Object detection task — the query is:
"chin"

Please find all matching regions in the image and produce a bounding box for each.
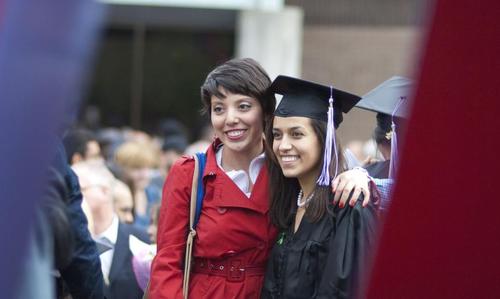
[281,168,300,178]
[224,142,247,153]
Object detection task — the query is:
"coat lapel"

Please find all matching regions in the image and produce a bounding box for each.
[202,140,270,215]
[214,166,269,214]
[108,223,128,283]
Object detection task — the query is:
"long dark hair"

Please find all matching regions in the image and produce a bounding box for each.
[265,118,346,230]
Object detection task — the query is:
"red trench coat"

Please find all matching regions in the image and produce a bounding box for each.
[149,142,278,299]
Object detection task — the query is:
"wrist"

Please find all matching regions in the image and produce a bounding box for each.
[352,166,371,180]
[352,167,380,203]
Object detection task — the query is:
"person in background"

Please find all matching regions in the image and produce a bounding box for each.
[113,179,135,224]
[73,161,150,299]
[147,203,161,244]
[63,128,102,165]
[57,142,104,299]
[130,203,161,292]
[262,76,379,299]
[356,76,413,180]
[96,127,126,164]
[353,76,413,213]
[363,113,392,178]
[160,134,188,178]
[114,141,162,230]
[16,158,75,299]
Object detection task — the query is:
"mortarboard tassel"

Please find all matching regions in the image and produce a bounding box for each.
[317,86,339,186]
[388,96,405,179]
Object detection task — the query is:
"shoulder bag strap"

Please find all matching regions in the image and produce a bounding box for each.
[182,154,200,299]
[193,152,206,228]
[144,153,205,299]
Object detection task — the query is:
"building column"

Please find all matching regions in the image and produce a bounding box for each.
[236,6,303,79]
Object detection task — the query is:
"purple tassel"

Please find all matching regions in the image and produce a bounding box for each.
[317,87,338,186]
[389,96,405,179]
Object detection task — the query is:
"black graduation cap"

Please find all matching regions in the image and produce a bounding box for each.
[269,75,361,186]
[270,75,361,128]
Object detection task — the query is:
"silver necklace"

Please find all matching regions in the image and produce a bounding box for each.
[297,190,314,208]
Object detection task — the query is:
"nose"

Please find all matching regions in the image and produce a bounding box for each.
[225,107,240,125]
[279,135,292,152]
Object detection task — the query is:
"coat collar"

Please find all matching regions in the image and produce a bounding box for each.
[200,140,269,214]
[201,139,222,179]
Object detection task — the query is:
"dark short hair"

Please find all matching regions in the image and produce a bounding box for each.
[62,129,96,164]
[200,58,275,121]
[373,112,392,145]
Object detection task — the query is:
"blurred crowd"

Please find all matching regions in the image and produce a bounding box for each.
[29,118,214,299]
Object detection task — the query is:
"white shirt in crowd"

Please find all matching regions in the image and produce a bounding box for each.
[94,215,119,284]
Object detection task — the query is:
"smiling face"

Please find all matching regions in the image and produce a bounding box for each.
[272,116,322,185]
[210,87,264,157]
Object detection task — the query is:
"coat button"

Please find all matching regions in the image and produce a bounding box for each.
[217,207,227,214]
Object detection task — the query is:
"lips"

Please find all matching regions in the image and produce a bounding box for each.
[280,155,299,166]
[224,129,247,140]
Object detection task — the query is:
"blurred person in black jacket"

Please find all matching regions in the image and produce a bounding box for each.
[55,143,105,299]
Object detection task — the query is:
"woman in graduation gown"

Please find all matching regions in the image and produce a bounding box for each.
[262,76,379,299]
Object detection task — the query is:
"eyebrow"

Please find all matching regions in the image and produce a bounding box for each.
[212,96,254,102]
[211,98,225,104]
[235,97,255,103]
[272,126,305,131]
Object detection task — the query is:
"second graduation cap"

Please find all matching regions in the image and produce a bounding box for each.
[356,76,413,118]
[270,75,361,128]
[356,76,414,179]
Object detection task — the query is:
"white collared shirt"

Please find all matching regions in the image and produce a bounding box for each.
[216,146,265,198]
[94,215,119,284]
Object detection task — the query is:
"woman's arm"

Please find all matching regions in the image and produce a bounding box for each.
[333,168,392,209]
[149,157,194,299]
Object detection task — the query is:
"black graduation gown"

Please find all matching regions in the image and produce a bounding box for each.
[261,201,379,299]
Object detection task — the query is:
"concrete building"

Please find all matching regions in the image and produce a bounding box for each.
[85,0,423,157]
[288,0,424,151]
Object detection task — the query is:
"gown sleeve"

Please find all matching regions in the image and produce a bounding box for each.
[149,157,194,299]
[315,201,379,299]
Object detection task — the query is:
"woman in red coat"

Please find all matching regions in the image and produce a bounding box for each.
[149,58,279,299]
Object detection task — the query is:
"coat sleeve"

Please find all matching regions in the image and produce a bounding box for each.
[149,157,194,299]
[315,202,379,299]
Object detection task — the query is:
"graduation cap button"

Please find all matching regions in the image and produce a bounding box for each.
[277,107,289,116]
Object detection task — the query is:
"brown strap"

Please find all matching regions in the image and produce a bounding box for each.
[182,154,200,299]
[143,155,199,299]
